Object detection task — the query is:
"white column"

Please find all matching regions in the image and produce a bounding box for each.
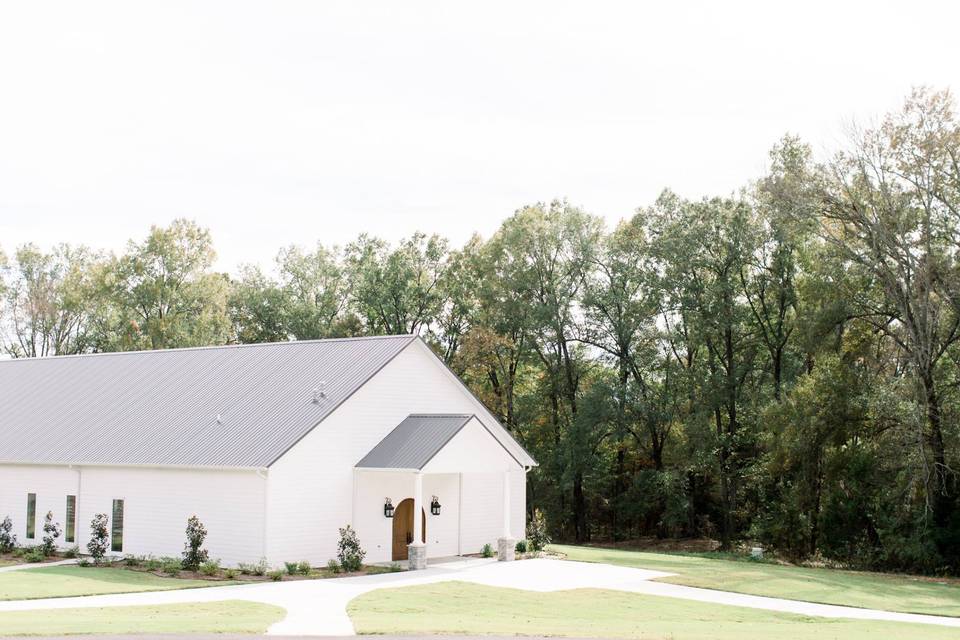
[413,472,423,543]
[409,471,427,569]
[502,469,511,538]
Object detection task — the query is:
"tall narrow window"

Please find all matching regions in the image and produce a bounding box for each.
[65,495,77,543]
[111,499,124,552]
[26,493,36,539]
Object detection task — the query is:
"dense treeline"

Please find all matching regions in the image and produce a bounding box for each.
[2,88,959,573]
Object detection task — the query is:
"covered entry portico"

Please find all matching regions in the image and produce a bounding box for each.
[353,414,527,569]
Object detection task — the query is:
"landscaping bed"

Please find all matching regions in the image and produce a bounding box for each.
[0,548,78,567]
[84,554,404,583]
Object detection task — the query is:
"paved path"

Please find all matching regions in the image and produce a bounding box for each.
[1,558,958,635]
[0,559,77,573]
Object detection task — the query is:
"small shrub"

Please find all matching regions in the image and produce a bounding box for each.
[326,558,342,574]
[527,509,550,552]
[481,543,494,558]
[267,569,284,581]
[77,557,92,567]
[87,514,109,563]
[123,554,142,567]
[144,557,162,571]
[41,511,62,557]
[240,558,269,576]
[200,559,221,576]
[63,545,79,559]
[224,568,239,579]
[25,548,45,563]
[388,562,403,572]
[284,561,299,575]
[336,525,365,572]
[161,557,182,576]
[12,546,27,558]
[297,560,311,576]
[515,539,528,554]
[0,516,17,553]
[181,515,209,571]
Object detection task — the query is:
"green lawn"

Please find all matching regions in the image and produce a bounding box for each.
[348,581,955,640]
[0,600,285,635]
[553,544,960,617]
[0,566,232,601]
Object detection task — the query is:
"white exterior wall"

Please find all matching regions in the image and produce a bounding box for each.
[0,464,265,566]
[0,465,79,547]
[266,340,528,566]
[353,471,461,563]
[459,470,526,555]
[76,467,265,565]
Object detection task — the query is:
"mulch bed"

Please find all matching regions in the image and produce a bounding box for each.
[0,550,75,566]
[86,560,402,583]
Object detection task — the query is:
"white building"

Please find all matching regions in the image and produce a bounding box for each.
[0,336,535,568]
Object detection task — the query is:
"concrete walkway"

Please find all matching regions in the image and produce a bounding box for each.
[0,559,77,573]
[1,558,958,635]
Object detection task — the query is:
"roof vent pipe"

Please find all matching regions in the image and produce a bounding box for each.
[216,414,223,424]
[313,382,327,403]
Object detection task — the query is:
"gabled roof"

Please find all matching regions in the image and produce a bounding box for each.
[356,413,519,470]
[0,335,415,468]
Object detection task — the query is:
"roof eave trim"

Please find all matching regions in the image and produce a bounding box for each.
[0,460,270,472]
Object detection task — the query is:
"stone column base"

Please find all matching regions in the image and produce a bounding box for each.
[407,543,427,570]
[497,537,516,562]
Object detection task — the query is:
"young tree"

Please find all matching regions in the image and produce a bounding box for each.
[41,511,62,556]
[0,515,17,553]
[87,513,109,563]
[181,515,209,571]
[336,525,365,572]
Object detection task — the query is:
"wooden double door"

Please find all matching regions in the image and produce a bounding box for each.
[391,498,426,560]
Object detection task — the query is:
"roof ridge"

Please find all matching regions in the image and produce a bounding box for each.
[0,334,417,364]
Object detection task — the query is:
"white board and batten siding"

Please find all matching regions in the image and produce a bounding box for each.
[266,339,527,566]
[0,464,265,565]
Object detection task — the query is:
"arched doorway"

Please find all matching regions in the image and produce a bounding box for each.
[392,498,426,561]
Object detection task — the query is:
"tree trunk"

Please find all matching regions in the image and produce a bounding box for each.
[573,470,588,542]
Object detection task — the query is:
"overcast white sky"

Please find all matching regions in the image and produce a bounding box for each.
[1,1,958,273]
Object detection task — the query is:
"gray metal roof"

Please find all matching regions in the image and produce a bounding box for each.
[356,414,522,470]
[0,335,415,468]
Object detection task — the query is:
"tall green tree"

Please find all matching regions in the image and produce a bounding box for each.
[345,232,448,335]
[100,219,231,350]
[492,200,603,541]
[819,88,960,560]
[649,192,761,548]
[1,244,100,357]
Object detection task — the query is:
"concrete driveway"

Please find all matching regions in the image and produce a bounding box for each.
[1,558,958,635]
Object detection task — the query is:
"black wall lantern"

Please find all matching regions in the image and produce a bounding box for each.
[430,496,441,516]
[383,498,394,518]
